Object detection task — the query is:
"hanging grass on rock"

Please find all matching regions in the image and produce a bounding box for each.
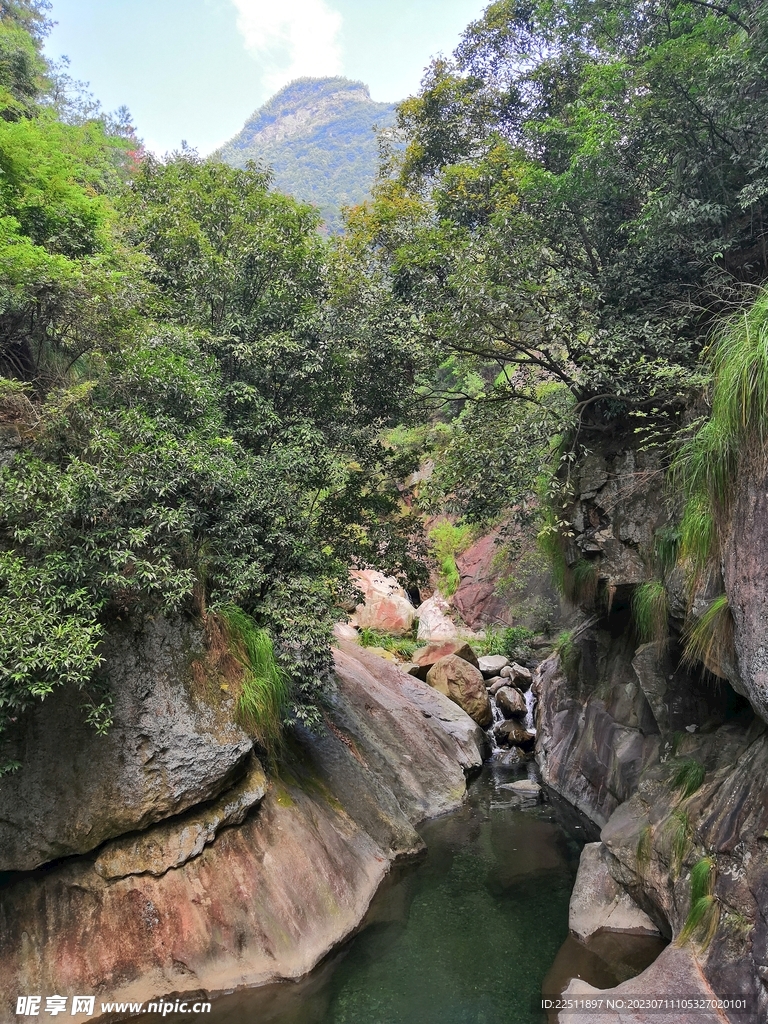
[671,757,706,798]
[682,594,733,674]
[218,605,288,758]
[632,580,669,644]
[673,290,768,578]
[677,857,719,950]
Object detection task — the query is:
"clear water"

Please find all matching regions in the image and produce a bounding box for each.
[178,764,597,1024]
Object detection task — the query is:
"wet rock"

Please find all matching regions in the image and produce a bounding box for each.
[350,569,416,635]
[411,639,479,681]
[494,720,535,750]
[485,674,503,690]
[569,843,659,942]
[0,618,253,872]
[415,592,458,642]
[94,756,268,880]
[478,654,509,677]
[426,654,492,727]
[497,779,542,807]
[495,685,527,719]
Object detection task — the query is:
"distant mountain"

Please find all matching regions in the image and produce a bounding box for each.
[216,78,397,232]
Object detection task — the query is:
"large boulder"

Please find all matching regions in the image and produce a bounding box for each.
[411,639,479,681]
[426,654,492,727]
[350,569,416,635]
[415,592,458,642]
[494,720,535,749]
[495,685,527,719]
[569,843,659,942]
[0,618,253,872]
[478,654,509,677]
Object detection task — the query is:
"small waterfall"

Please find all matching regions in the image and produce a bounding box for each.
[524,688,536,734]
[486,694,504,753]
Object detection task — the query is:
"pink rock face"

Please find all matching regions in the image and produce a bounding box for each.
[453,529,513,629]
[350,569,416,635]
[426,654,492,727]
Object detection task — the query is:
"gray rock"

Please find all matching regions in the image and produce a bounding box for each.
[495,685,527,718]
[488,678,508,696]
[494,720,535,749]
[569,842,659,942]
[478,654,509,677]
[497,779,542,807]
[0,618,253,872]
[94,756,268,880]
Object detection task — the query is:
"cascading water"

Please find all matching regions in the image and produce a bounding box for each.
[523,687,536,733]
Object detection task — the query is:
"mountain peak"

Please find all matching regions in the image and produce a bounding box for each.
[217,77,397,232]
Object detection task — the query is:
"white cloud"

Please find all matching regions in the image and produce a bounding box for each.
[230,0,343,94]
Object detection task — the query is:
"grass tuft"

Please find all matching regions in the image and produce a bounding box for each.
[218,605,288,759]
[359,627,418,659]
[672,290,768,581]
[677,857,718,949]
[632,580,669,644]
[667,810,692,880]
[671,757,706,798]
[682,594,733,673]
[554,629,579,675]
[636,823,653,873]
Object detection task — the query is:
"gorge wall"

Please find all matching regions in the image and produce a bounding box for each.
[0,632,487,1022]
[533,444,768,1021]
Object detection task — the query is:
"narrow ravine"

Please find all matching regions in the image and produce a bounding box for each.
[158,764,661,1024]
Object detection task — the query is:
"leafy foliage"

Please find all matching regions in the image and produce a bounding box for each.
[428,519,474,596]
[358,628,418,660]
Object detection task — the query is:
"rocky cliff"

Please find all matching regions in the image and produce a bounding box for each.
[0,630,486,1021]
[533,444,768,1020]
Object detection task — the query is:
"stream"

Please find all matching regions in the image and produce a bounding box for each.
[165,762,664,1024]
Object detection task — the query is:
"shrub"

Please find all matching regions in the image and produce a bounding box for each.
[359,627,418,660]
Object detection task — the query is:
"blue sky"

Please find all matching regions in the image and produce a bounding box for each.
[45,0,490,156]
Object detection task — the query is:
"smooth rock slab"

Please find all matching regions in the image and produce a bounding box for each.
[569,842,660,942]
[498,779,542,807]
